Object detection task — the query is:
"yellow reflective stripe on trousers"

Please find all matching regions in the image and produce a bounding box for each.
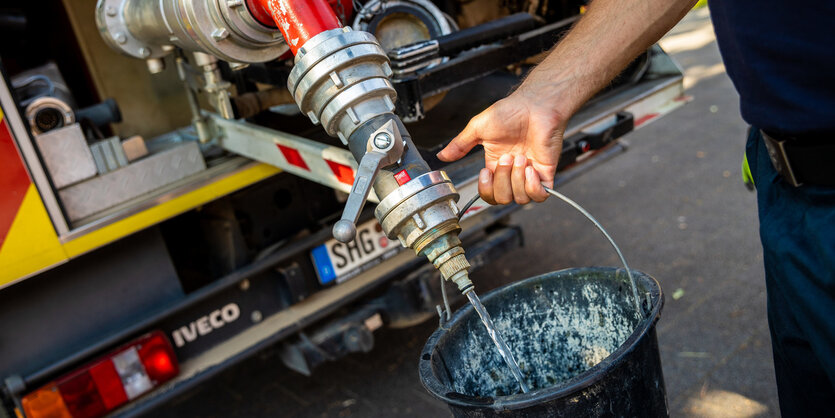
[742,152,755,189]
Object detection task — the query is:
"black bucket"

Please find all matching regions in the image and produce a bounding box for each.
[419,267,667,417]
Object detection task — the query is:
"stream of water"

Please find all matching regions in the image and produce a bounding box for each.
[466,291,529,393]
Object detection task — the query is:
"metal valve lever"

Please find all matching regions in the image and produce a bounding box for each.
[333,121,405,243]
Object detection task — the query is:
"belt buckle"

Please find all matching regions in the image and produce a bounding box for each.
[761,131,802,187]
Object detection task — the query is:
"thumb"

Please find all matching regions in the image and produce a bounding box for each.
[437,115,483,162]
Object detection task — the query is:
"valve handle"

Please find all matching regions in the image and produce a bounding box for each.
[332,120,405,243]
[332,152,386,242]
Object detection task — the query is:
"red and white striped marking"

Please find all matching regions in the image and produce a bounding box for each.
[214,117,377,200]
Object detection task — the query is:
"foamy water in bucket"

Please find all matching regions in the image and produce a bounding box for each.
[419,267,666,417]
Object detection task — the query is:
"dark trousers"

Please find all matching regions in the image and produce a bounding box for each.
[746,128,835,416]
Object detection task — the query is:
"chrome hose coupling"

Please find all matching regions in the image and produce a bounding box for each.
[287,28,397,143]
[96,0,288,65]
[375,172,473,293]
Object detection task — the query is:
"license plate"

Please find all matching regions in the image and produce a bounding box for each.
[311,178,487,285]
[311,219,401,285]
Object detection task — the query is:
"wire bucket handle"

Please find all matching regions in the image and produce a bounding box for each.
[456,185,647,319]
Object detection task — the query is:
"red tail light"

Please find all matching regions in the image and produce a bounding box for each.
[22,331,178,418]
[87,360,127,410]
[56,371,106,418]
[137,332,178,382]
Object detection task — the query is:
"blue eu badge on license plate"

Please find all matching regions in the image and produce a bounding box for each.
[311,244,337,284]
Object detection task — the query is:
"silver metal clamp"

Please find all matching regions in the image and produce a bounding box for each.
[287,28,397,144]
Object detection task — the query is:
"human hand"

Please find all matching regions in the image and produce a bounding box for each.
[436,91,566,204]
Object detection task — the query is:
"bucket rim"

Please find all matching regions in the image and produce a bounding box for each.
[418,266,664,410]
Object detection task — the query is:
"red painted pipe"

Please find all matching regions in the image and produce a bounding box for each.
[248,0,342,55]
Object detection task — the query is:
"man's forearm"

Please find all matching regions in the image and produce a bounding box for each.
[517,0,696,118]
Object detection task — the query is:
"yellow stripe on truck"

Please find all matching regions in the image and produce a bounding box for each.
[0,184,68,287]
[62,163,280,258]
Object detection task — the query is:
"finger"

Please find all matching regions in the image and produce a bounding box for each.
[492,154,514,205]
[511,155,530,204]
[478,168,496,205]
[531,161,556,190]
[485,156,499,173]
[437,113,484,162]
[540,170,555,190]
[525,166,550,202]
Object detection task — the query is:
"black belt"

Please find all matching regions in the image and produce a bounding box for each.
[761,130,835,187]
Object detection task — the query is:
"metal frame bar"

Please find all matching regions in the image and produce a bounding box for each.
[210,114,382,201]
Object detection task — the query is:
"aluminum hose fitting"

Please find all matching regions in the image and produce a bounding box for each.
[96,0,289,64]
[375,171,473,293]
[287,28,397,144]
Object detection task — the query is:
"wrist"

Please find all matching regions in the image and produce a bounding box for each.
[514,69,580,122]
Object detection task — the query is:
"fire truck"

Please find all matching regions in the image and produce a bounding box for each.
[0,0,686,416]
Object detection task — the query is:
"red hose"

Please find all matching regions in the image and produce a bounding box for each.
[248,0,342,55]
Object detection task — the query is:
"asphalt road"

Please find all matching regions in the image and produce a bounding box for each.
[159,8,779,417]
